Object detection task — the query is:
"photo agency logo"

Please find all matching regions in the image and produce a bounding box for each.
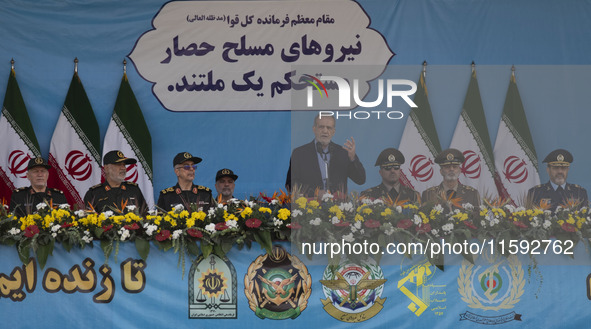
[301,74,418,119]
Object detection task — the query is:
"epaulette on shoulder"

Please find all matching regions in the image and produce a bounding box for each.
[125,181,138,186]
[464,185,476,191]
[161,187,175,194]
[425,186,437,192]
[197,185,211,192]
[51,188,64,194]
[89,183,102,190]
[14,187,27,193]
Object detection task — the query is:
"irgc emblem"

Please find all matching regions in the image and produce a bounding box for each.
[189,254,237,319]
[244,245,311,319]
[458,253,524,325]
[320,257,387,322]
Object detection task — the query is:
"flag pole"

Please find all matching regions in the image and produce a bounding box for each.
[74,57,78,73]
[10,58,14,70]
[123,59,127,74]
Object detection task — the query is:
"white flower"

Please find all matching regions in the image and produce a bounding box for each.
[480,205,487,211]
[292,209,303,218]
[351,226,357,233]
[481,220,486,227]
[36,203,47,210]
[51,233,57,238]
[462,203,474,211]
[74,210,86,217]
[353,221,362,229]
[59,204,70,209]
[413,215,422,225]
[51,225,61,233]
[358,229,365,235]
[270,199,279,205]
[273,217,283,227]
[442,223,454,232]
[172,229,183,239]
[531,220,539,228]
[82,235,93,243]
[231,198,240,205]
[118,228,130,241]
[372,199,384,205]
[396,206,403,214]
[207,208,216,217]
[103,211,114,218]
[321,193,334,202]
[126,205,137,211]
[342,233,354,242]
[145,224,158,236]
[173,204,184,212]
[331,216,340,224]
[8,228,21,235]
[542,220,551,229]
[217,203,225,209]
[309,218,321,226]
[431,229,439,237]
[434,204,444,213]
[205,223,216,233]
[555,206,563,212]
[361,198,372,204]
[339,202,353,212]
[244,200,255,208]
[226,220,238,229]
[148,209,158,216]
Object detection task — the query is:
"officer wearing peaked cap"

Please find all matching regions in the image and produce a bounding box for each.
[10,157,68,217]
[83,150,147,214]
[157,152,214,211]
[526,149,588,211]
[215,168,238,204]
[361,148,420,203]
[422,148,480,209]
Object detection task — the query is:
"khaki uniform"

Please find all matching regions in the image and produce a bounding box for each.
[361,183,419,203]
[421,182,480,208]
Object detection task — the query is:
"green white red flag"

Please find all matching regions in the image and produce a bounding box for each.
[102,72,154,207]
[399,69,443,195]
[48,71,103,208]
[450,68,500,200]
[493,71,540,205]
[0,67,42,202]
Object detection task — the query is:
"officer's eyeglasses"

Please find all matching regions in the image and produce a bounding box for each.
[381,165,400,171]
[177,164,198,171]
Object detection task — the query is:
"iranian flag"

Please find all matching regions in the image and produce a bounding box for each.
[0,66,42,202]
[450,68,500,199]
[102,72,154,207]
[399,69,443,195]
[493,71,540,206]
[48,70,103,208]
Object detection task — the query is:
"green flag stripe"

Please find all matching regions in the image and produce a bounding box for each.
[501,75,538,169]
[410,73,442,156]
[62,73,101,161]
[2,69,41,156]
[113,74,153,173]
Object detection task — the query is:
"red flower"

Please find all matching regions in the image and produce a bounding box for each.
[364,219,381,228]
[260,193,273,203]
[215,222,228,231]
[155,229,171,241]
[61,223,74,228]
[334,221,350,227]
[102,224,113,232]
[24,225,39,238]
[187,228,203,238]
[561,223,576,232]
[397,219,413,229]
[463,221,477,229]
[416,223,432,234]
[124,223,140,230]
[287,222,302,229]
[245,218,262,228]
[512,221,528,229]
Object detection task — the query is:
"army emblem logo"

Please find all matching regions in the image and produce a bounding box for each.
[117,151,124,158]
[184,152,191,159]
[388,154,396,162]
[458,253,524,324]
[244,245,311,319]
[557,154,564,162]
[446,153,454,161]
[189,254,237,319]
[35,157,44,165]
[320,257,386,322]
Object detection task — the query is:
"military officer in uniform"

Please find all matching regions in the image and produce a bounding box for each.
[422,148,480,209]
[83,150,147,214]
[215,168,238,203]
[526,149,588,211]
[157,152,214,211]
[10,157,68,217]
[360,148,419,203]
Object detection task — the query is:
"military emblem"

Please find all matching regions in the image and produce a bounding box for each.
[320,257,386,322]
[398,258,446,317]
[388,154,395,162]
[244,245,311,319]
[222,169,231,175]
[446,153,454,161]
[189,254,237,319]
[184,152,191,159]
[117,151,124,158]
[557,154,564,162]
[35,158,43,165]
[458,253,524,324]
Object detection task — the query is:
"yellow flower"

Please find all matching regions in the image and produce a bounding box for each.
[355,214,364,222]
[308,200,320,208]
[380,208,392,217]
[179,210,190,219]
[259,207,272,214]
[295,197,307,209]
[362,208,372,215]
[277,208,290,220]
[241,207,253,218]
[191,211,206,221]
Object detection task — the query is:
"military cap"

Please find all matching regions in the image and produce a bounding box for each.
[543,149,573,167]
[216,168,238,181]
[435,148,465,165]
[27,157,51,170]
[103,150,137,165]
[375,148,404,167]
[173,152,202,166]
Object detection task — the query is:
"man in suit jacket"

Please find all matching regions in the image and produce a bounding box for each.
[526,149,588,211]
[285,114,365,197]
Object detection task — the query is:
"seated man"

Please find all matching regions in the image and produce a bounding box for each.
[157,152,213,211]
[361,148,419,203]
[215,168,238,203]
[84,150,146,213]
[526,149,588,211]
[422,148,480,209]
[10,157,67,217]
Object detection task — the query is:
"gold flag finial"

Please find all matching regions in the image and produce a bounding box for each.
[123,59,127,74]
[422,60,427,77]
[10,58,14,70]
[74,57,78,73]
